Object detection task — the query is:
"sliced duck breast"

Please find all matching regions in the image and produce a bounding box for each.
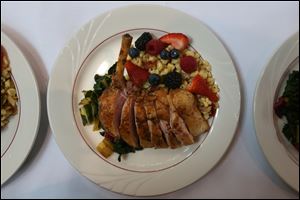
[99,88,126,138]
[159,120,181,149]
[144,94,168,148]
[98,34,133,139]
[119,96,139,148]
[153,89,181,149]
[166,94,194,145]
[170,89,209,136]
[134,97,153,148]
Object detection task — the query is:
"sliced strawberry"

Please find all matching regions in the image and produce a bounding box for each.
[180,56,197,73]
[125,61,149,87]
[145,39,166,56]
[187,75,219,102]
[159,33,189,50]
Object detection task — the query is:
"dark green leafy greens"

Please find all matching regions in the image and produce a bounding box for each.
[79,62,141,161]
[274,70,299,150]
[93,74,112,96]
[79,63,116,129]
[79,91,98,126]
[112,139,143,162]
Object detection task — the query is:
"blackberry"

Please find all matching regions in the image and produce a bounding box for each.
[164,71,182,89]
[135,32,152,51]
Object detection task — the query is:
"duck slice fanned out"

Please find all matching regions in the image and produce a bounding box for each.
[153,89,181,149]
[99,89,126,138]
[170,89,209,136]
[144,94,168,148]
[119,96,140,148]
[167,94,194,145]
[134,97,153,148]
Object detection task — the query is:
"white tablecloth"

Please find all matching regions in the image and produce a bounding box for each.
[1,1,299,199]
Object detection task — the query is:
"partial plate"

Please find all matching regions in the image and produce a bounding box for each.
[47,5,241,196]
[1,32,40,185]
[254,32,299,192]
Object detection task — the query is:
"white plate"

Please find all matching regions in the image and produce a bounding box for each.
[254,32,299,192]
[1,32,40,185]
[47,5,241,196]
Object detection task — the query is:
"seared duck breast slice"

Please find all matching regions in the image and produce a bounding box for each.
[153,89,181,149]
[144,94,168,148]
[99,88,126,138]
[170,89,209,136]
[167,94,194,145]
[119,96,139,148]
[134,97,153,148]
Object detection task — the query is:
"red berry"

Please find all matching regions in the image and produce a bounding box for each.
[145,39,165,56]
[187,75,219,102]
[180,56,197,73]
[125,61,149,87]
[159,33,189,50]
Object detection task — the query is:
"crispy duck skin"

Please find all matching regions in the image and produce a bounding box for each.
[170,89,209,136]
[119,96,139,148]
[167,93,194,145]
[159,120,181,149]
[144,94,168,148]
[99,89,126,138]
[98,34,132,139]
[153,89,181,149]
[134,97,153,148]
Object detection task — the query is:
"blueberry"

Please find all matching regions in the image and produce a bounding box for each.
[129,47,140,58]
[148,74,161,86]
[170,49,180,59]
[160,49,170,60]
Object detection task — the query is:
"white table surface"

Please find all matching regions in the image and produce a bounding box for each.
[1,1,299,199]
